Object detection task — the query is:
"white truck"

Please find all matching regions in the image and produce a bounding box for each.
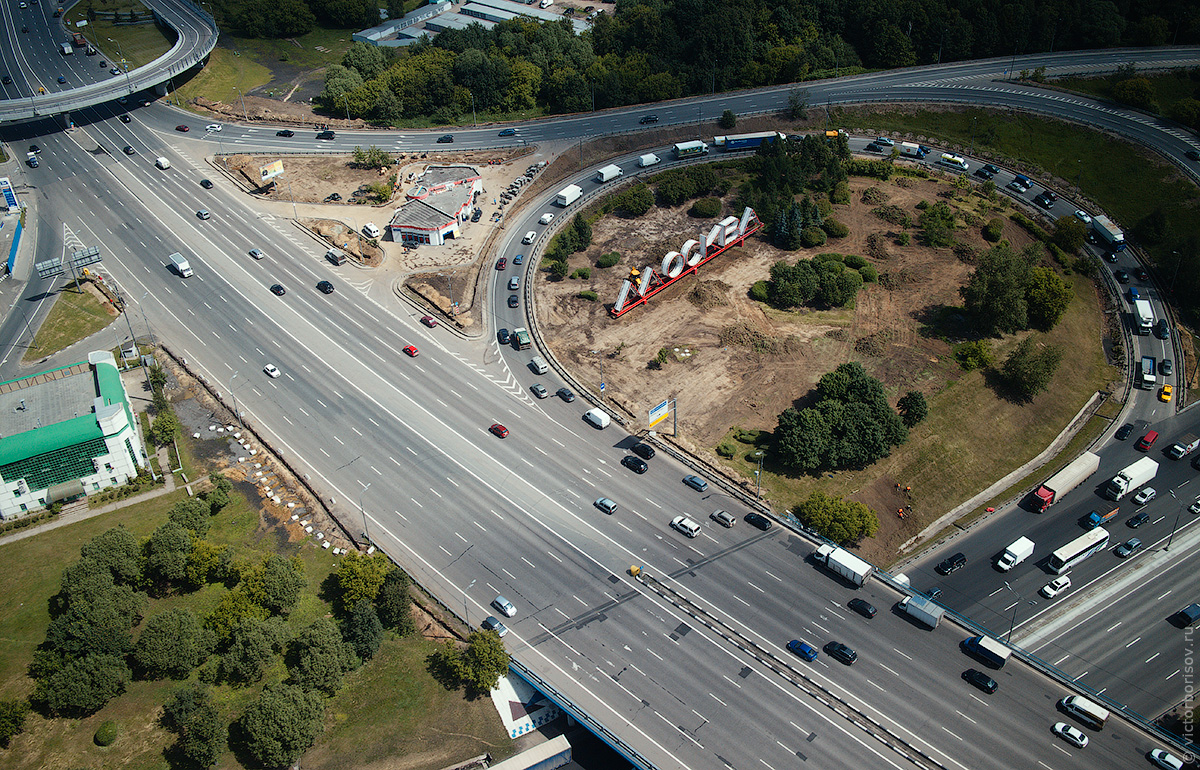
[583,409,610,429]
[168,252,193,278]
[1105,456,1159,500]
[638,153,660,168]
[899,142,926,159]
[898,595,944,628]
[814,544,874,587]
[1092,214,1125,251]
[555,184,582,207]
[1141,356,1157,389]
[60,42,73,55]
[595,164,622,183]
[1166,434,1200,460]
[996,536,1035,571]
[963,635,1011,668]
[1133,299,1154,335]
[1032,451,1100,512]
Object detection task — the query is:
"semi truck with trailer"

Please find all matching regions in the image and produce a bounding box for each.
[595,164,622,183]
[1105,457,1159,501]
[813,544,874,587]
[512,328,531,350]
[1166,434,1200,460]
[714,132,785,151]
[900,142,926,158]
[963,635,1011,668]
[1032,452,1100,512]
[637,153,660,167]
[1141,356,1157,389]
[996,537,1035,571]
[898,595,943,628]
[555,185,582,207]
[1133,299,1154,335]
[1092,214,1125,250]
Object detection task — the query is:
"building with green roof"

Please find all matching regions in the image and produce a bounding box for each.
[0,351,148,519]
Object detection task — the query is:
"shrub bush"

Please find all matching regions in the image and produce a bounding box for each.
[578,290,598,301]
[859,264,878,282]
[94,721,119,747]
[982,218,1004,242]
[831,181,850,204]
[716,441,736,458]
[749,280,770,302]
[822,218,849,238]
[801,227,827,247]
[842,254,867,270]
[896,232,911,246]
[689,197,722,218]
[596,252,620,268]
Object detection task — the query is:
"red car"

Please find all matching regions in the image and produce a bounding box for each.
[175,124,189,132]
[403,345,418,357]
[489,423,509,438]
[421,315,438,328]
[496,257,507,270]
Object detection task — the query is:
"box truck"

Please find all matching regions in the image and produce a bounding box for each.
[1032,452,1100,512]
[900,142,926,158]
[898,595,943,628]
[963,635,1011,668]
[555,184,582,206]
[996,537,1035,571]
[1092,214,1125,251]
[595,164,622,183]
[1084,508,1120,529]
[637,153,660,167]
[1133,299,1154,335]
[512,327,531,350]
[813,544,874,587]
[672,140,708,159]
[1140,356,1157,389]
[1105,457,1159,500]
[168,252,193,278]
[1166,434,1200,460]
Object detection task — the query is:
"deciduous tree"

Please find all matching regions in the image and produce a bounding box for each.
[999,336,1063,403]
[793,492,879,545]
[238,684,323,769]
[1025,266,1073,331]
[134,608,212,680]
[287,618,357,695]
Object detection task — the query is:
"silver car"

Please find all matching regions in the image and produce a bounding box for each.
[710,510,735,528]
[492,595,516,618]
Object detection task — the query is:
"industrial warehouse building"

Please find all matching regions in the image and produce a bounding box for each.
[388,165,483,246]
[353,0,586,47]
[0,351,149,520]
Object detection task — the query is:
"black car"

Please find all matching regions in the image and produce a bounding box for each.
[973,167,994,180]
[744,512,772,531]
[848,598,877,618]
[935,552,967,575]
[317,280,335,294]
[824,642,857,665]
[621,455,648,474]
[556,388,575,402]
[316,130,335,140]
[270,284,286,296]
[99,60,107,68]
[276,129,295,137]
[1135,267,1150,282]
[631,443,655,460]
[1127,511,1150,528]
[982,164,1001,176]
[119,114,131,123]
[200,179,214,189]
[1,76,11,85]
[1114,269,1129,283]
[863,143,883,153]
[498,328,510,345]
[29,145,39,154]
[471,208,482,222]
[437,134,454,143]
[639,114,658,124]
[1104,250,1119,263]
[1034,190,1058,208]
[498,128,516,137]
[508,295,519,308]
[123,145,136,155]
[962,669,998,693]
[1115,423,1134,441]
[1187,150,1200,162]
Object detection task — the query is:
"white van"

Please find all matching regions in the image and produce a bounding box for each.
[583,408,610,429]
[529,356,548,375]
[362,223,381,239]
[155,157,171,169]
[1059,695,1110,730]
[522,230,537,244]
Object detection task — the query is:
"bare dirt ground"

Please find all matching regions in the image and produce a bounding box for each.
[538,172,1036,450]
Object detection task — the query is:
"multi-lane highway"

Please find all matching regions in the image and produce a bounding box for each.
[4,44,1200,769]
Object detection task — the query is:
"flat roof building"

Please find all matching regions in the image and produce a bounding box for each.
[0,351,149,520]
[388,165,483,247]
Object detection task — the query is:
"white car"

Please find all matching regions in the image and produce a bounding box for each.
[1149,749,1185,770]
[263,364,281,378]
[1052,722,1088,748]
[1189,500,1200,515]
[1041,576,1071,598]
[539,212,554,225]
[249,248,265,260]
[1073,210,1092,225]
[874,137,895,146]
[205,123,222,132]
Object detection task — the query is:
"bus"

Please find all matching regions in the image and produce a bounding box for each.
[673,141,709,159]
[1059,695,1110,730]
[1048,528,1110,574]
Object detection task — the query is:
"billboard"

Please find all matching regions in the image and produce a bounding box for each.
[259,160,285,182]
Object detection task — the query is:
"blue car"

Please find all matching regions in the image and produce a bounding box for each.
[498,128,516,137]
[57,76,66,84]
[787,640,818,661]
[513,254,524,265]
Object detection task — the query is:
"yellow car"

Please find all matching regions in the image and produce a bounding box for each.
[1160,384,1173,402]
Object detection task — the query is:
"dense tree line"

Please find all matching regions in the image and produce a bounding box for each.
[960,243,1074,336]
[313,0,1195,124]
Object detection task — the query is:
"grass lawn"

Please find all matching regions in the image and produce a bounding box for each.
[66,2,174,73]
[1055,70,1199,122]
[23,282,117,363]
[170,47,273,108]
[0,436,508,770]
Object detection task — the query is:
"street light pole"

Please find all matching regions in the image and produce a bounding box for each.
[229,371,242,428]
[590,350,605,394]
[106,37,133,94]
[469,90,476,128]
[232,85,249,122]
[1003,581,1023,642]
[1167,489,1185,551]
[359,482,372,542]
[464,578,476,624]
[754,451,763,498]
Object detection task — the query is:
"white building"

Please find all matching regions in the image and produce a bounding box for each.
[388,165,483,247]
